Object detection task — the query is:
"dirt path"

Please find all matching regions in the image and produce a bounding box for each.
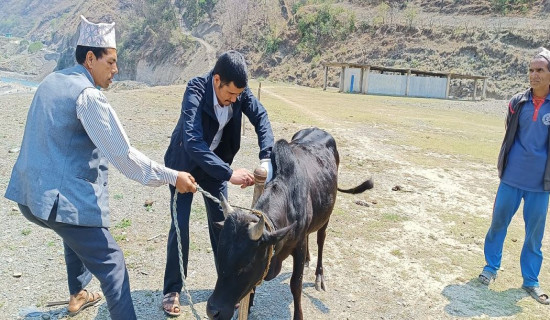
[174,4,217,79]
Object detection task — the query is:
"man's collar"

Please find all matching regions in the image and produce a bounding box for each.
[212,77,221,108]
[77,64,96,87]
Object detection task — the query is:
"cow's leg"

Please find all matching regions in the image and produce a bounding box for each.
[249,287,255,308]
[291,241,307,320]
[315,222,329,291]
[305,235,310,268]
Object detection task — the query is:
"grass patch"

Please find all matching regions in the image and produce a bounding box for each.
[189,241,199,251]
[115,218,132,229]
[331,207,346,216]
[382,213,408,222]
[390,249,404,258]
[21,228,31,236]
[190,206,207,222]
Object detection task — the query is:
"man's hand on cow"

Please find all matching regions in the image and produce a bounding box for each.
[230,168,254,189]
[176,171,197,193]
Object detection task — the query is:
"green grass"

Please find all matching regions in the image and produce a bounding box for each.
[114,234,127,242]
[382,213,409,222]
[390,249,403,258]
[21,228,31,236]
[115,218,132,229]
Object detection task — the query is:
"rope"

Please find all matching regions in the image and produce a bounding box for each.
[171,190,200,319]
[196,185,221,204]
[172,185,273,317]
[193,185,275,285]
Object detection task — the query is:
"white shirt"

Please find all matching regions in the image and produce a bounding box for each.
[75,87,178,187]
[210,79,233,151]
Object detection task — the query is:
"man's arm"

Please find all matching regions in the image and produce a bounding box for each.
[76,88,191,190]
[240,87,274,160]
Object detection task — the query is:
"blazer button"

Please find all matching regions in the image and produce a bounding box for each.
[103,182,107,186]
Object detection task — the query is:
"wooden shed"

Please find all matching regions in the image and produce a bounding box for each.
[322,62,488,100]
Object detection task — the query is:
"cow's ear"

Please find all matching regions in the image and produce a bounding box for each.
[265,222,296,245]
[214,221,225,229]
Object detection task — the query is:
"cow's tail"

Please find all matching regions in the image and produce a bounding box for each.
[337,177,374,194]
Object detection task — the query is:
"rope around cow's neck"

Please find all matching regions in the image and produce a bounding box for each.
[172,185,273,316]
[194,185,275,286]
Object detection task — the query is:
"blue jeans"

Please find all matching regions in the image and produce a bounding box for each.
[483,182,549,287]
[18,201,136,320]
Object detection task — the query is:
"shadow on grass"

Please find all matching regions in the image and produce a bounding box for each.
[442,278,526,318]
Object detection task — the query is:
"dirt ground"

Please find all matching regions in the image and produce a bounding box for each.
[1,82,550,320]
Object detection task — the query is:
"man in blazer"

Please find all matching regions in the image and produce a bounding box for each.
[162,50,274,316]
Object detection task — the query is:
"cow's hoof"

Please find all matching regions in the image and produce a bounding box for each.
[315,274,326,291]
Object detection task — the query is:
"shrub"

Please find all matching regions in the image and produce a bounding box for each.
[28,41,43,54]
[295,4,354,57]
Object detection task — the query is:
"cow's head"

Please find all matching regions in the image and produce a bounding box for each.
[206,194,294,320]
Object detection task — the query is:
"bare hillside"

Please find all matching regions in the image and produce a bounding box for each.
[2,0,550,97]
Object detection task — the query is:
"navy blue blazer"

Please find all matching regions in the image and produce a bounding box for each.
[164,71,274,181]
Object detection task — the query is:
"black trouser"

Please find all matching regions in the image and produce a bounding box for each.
[163,172,227,295]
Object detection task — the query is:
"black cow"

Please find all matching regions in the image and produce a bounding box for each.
[206,127,373,320]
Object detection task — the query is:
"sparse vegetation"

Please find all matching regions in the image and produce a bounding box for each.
[175,0,218,28]
[115,218,132,229]
[491,0,536,14]
[27,41,42,54]
[2,0,550,99]
[295,4,356,57]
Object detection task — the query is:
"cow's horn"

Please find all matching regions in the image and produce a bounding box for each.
[248,214,264,241]
[219,193,234,218]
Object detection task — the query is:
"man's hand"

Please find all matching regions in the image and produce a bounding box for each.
[229,168,254,189]
[176,171,197,193]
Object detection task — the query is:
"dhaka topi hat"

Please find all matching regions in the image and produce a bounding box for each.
[77,15,116,49]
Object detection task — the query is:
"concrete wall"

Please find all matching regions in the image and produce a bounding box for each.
[408,76,447,98]
[367,73,407,95]
[343,67,362,93]
[343,68,449,98]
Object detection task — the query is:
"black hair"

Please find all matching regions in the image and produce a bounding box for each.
[535,55,550,71]
[212,50,248,88]
[75,45,108,64]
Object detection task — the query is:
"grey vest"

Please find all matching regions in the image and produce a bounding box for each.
[5,64,111,227]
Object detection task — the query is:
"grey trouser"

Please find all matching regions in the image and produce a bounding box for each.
[18,201,137,320]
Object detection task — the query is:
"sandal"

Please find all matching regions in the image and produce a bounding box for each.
[163,292,181,316]
[68,289,103,316]
[522,286,550,305]
[478,270,497,286]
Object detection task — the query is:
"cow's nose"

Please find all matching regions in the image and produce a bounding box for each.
[206,302,220,319]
